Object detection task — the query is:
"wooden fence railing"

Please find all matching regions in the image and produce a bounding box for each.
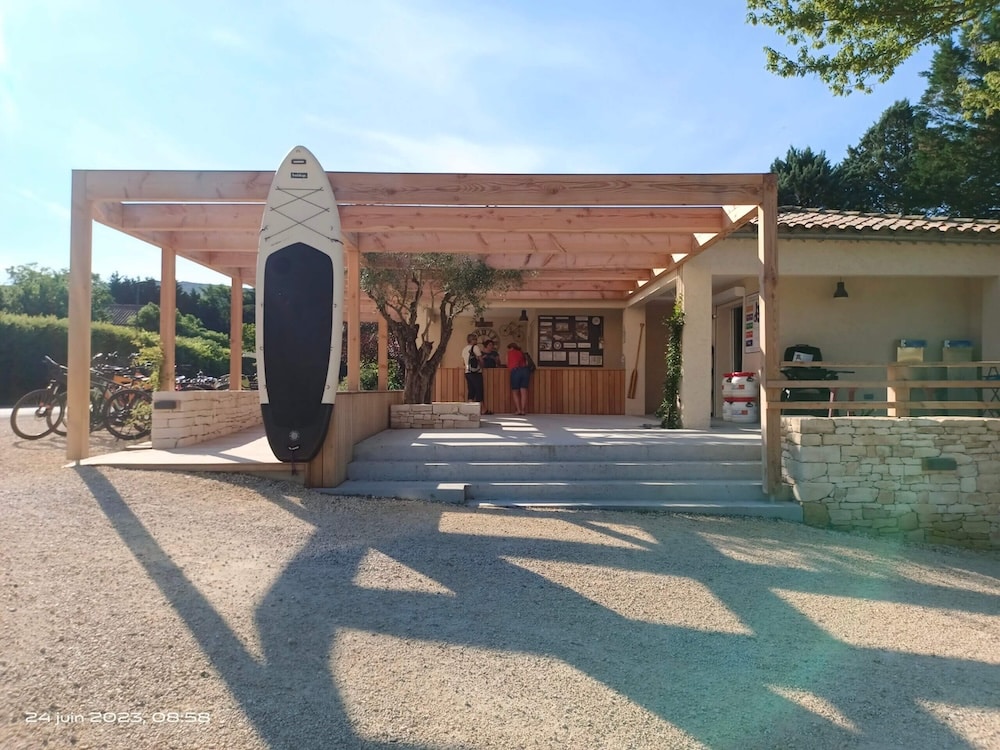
[766,361,1000,417]
[434,367,626,415]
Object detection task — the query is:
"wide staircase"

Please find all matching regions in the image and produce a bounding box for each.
[321,416,801,521]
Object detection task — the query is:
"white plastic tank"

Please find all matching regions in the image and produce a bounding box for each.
[722,373,735,398]
[729,396,758,423]
[728,372,758,397]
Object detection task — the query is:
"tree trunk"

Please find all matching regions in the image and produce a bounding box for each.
[403,364,436,404]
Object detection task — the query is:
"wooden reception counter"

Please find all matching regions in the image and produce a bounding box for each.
[433,367,625,415]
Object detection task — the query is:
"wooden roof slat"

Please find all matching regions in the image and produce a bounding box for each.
[120,204,733,234]
[355,231,695,255]
[84,170,765,206]
[480,252,673,270]
[495,290,629,300]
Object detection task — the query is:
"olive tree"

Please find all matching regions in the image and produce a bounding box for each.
[361,253,523,404]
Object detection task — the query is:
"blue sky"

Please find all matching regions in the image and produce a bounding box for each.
[0,1,935,285]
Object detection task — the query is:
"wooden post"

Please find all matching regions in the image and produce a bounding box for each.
[159,248,177,392]
[67,171,93,461]
[229,275,243,389]
[346,246,361,391]
[378,319,389,390]
[758,174,781,496]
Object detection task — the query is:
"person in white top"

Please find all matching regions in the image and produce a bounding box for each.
[461,333,487,413]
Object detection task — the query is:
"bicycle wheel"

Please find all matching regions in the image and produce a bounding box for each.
[47,392,67,435]
[48,391,104,436]
[10,388,58,439]
[104,388,152,440]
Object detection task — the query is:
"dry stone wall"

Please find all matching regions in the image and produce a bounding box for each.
[390,403,480,429]
[781,417,1000,550]
[151,391,261,448]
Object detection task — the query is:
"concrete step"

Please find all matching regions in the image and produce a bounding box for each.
[470,479,767,503]
[351,441,761,463]
[472,498,802,521]
[320,480,799,521]
[332,419,786,520]
[346,459,761,482]
[324,479,769,505]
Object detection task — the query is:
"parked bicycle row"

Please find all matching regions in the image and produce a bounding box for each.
[9,354,152,442]
[8,355,260,442]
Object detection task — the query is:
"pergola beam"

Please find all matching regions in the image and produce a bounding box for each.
[85,170,765,206]
[120,203,737,234]
[357,231,696,255]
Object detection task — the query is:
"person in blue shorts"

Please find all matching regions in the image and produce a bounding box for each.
[506,342,530,416]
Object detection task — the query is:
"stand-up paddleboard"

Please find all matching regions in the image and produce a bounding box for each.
[256,146,344,462]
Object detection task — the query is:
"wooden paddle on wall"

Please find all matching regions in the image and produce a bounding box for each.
[627,323,644,399]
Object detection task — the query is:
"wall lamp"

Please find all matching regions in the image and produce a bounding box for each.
[519,309,529,321]
[833,280,849,299]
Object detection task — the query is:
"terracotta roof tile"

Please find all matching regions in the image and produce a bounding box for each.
[107,304,142,326]
[768,208,1000,236]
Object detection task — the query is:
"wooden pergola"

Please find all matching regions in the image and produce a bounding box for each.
[68,169,780,487]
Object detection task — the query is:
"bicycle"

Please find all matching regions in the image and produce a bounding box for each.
[100,386,153,440]
[48,354,153,441]
[9,356,67,440]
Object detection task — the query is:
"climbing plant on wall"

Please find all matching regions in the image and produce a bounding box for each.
[656,298,685,429]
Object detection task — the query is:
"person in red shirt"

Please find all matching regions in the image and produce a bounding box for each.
[506,342,530,416]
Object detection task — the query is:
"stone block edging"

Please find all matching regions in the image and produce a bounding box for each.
[390,402,481,429]
[152,390,261,448]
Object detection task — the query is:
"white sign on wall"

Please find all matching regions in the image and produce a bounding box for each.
[744,294,760,354]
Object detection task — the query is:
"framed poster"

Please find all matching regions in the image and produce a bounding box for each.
[537,315,604,367]
[743,293,760,353]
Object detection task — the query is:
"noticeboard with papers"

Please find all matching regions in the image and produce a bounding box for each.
[537,315,604,367]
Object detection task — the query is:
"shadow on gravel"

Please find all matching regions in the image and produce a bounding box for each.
[78,467,1000,749]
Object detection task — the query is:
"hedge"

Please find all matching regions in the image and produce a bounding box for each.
[0,313,233,405]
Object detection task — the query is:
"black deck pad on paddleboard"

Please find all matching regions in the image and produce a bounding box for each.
[260,241,335,461]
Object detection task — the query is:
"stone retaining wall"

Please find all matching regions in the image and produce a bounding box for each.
[390,402,480,429]
[152,390,261,448]
[781,416,1000,550]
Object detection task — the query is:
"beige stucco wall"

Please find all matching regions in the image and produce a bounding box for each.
[675,233,1000,421]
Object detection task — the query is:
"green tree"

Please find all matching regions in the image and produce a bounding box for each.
[770,145,841,207]
[746,0,1000,118]
[133,302,227,343]
[914,17,1000,217]
[361,254,522,404]
[107,273,159,305]
[837,100,925,213]
[132,302,160,331]
[1,264,111,320]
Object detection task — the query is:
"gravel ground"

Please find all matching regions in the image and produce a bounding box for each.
[1,418,999,750]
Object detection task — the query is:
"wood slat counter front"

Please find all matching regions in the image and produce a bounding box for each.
[434,367,625,415]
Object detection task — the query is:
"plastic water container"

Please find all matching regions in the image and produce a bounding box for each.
[722,373,735,398]
[728,372,758,397]
[729,396,758,423]
[722,399,733,421]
